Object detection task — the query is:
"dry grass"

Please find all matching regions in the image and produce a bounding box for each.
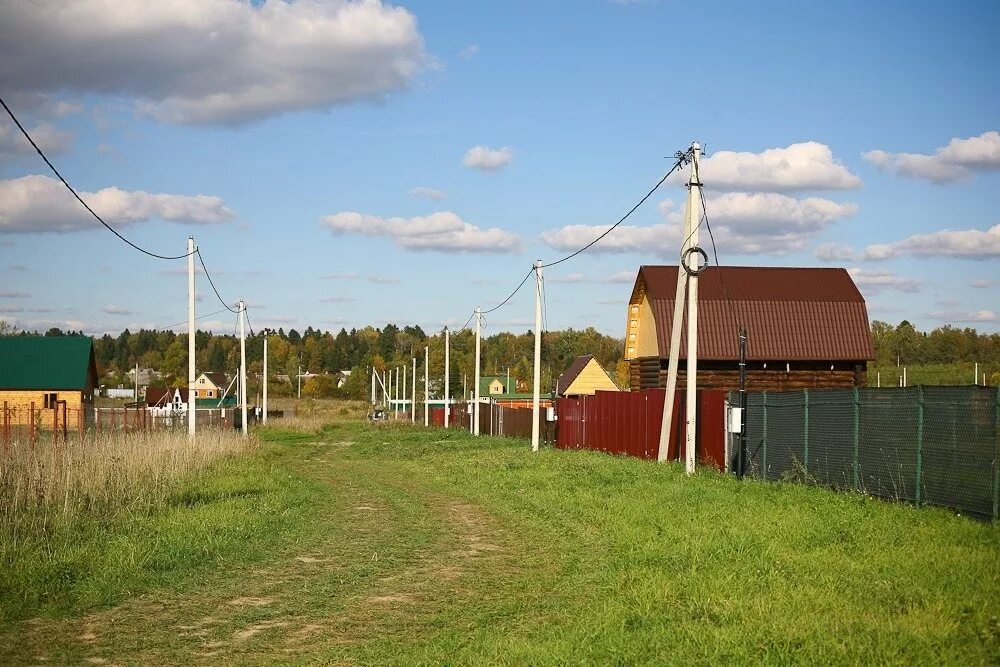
[0,428,255,531]
[267,398,370,432]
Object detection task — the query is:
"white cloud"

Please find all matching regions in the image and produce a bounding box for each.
[862,131,1000,183]
[928,309,998,323]
[861,224,1000,260]
[971,279,1000,289]
[602,270,636,283]
[0,290,30,298]
[548,272,586,283]
[815,242,857,261]
[462,146,513,171]
[320,296,356,303]
[686,142,861,192]
[540,192,858,256]
[0,121,73,161]
[409,186,446,201]
[459,44,479,60]
[0,0,427,125]
[101,304,133,316]
[321,211,521,253]
[847,268,922,295]
[0,175,235,233]
[321,272,400,284]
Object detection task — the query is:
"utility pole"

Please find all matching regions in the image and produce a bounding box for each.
[239,299,248,437]
[411,357,416,423]
[297,364,302,399]
[262,335,268,425]
[134,363,139,403]
[402,365,407,418]
[658,142,702,475]
[444,327,451,428]
[474,307,482,436]
[424,346,429,426]
[187,236,196,438]
[531,260,543,452]
[370,366,376,405]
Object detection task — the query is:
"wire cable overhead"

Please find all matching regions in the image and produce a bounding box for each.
[0,96,196,261]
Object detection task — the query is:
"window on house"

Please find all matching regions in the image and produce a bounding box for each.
[208,390,214,397]
[43,392,57,409]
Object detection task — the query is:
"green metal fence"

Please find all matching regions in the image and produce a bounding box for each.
[729,386,999,519]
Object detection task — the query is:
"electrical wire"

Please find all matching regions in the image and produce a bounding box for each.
[0,96,196,261]
[196,248,240,313]
[540,150,690,268]
[161,308,230,331]
[482,267,534,314]
[696,163,741,335]
[243,305,256,337]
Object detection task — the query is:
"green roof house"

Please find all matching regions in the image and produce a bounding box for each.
[0,336,99,430]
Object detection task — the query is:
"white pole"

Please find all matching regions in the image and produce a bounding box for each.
[135,363,139,403]
[371,367,375,405]
[531,260,543,452]
[411,357,416,423]
[187,236,196,437]
[382,370,387,406]
[658,146,697,462]
[424,346,429,426]
[684,143,702,476]
[974,362,978,385]
[402,365,407,418]
[444,327,451,428]
[298,365,302,399]
[877,371,880,388]
[262,335,268,425]
[239,300,247,437]
[474,307,482,436]
[903,366,907,387]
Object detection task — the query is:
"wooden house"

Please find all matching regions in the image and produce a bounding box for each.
[555,355,620,397]
[625,266,875,392]
[0,335,99,431]
[145,386,189,413]
[194,371,228,399]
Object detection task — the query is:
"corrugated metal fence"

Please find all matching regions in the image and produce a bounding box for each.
[729,386,1000,519]
[555,389,726,468]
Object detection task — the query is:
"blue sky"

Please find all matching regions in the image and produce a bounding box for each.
[0,0,997,337]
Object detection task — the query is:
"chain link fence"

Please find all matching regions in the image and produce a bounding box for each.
[729,386,999,519]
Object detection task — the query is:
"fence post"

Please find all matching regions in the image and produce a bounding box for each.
[762,391,768,477]
[915,385,924,506]
[803,389,809,474]
[852,386,860,490]
[2,401,7,454]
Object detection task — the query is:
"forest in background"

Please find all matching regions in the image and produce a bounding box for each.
[2,319,998,397]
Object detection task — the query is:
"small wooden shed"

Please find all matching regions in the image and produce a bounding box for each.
[0,335,98,430]
[624,266,875,392]
[555,355,620,397]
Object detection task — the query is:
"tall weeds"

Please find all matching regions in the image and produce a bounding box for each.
[0,429,255,539]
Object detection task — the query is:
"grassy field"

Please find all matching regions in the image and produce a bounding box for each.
[2,416,998,665]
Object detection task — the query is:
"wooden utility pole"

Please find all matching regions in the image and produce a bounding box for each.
[658,143,703,475]
[474,307,482,436]
[444,327,451,428]
[262,335,268,425]
[531,260,543,452]
[239,299,248,437]
[188,237,196,437]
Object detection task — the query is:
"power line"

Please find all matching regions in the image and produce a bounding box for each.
[161,308,230,331]
[196,249,240,313]
[695,158,741,334]
[0,96,195,261]
[541,150,691,268]
[483,267,534,314]
[243,305,256,337]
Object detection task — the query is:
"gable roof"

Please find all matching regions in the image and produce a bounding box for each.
[0,336,99,390]
[199,372,228,388]
[479,374,514,395]
[145,386,189,406]
[556,355,597,395]
[633,266,874,361]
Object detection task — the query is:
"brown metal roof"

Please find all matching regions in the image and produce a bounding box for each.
[635,266,875,361]
[145,387,189,406]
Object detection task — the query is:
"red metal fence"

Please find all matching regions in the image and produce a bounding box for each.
[555,389,727,470]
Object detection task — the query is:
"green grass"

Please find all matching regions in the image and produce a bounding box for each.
[2,422,998,665]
